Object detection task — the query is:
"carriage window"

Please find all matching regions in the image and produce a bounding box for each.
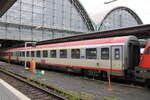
[27,51,30,57]
[16,51,20,56]
[86,48,97,59]
[19,52,22,57]
[9,52,13,56]
[31,51,35,57]
[22,51,25,57]
[60,50,67,58]
[51,50,56,58]
[36,51,41,57]
[43,50,48,57]
[13,52,16,56]
[71,49,80,59]
[146,47,150,54]
[114,48,120,60]
[101,48,109,59]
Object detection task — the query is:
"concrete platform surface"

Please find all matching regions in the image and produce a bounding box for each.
[0,62,150,100]
[0,79,30,100]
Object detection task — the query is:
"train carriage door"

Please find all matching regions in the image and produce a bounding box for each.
[101,47,111,72]
[111,46,123,73]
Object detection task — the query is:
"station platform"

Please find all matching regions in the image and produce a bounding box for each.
[0,79,30,100]
[0,62,150,100]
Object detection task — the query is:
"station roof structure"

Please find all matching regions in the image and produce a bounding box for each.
[92,6,143,31]
[0,0,94,48]
[0,0,16,17]
[0,0,94,42]
[70,0,94,31]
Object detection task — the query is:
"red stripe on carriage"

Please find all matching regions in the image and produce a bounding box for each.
[37,62,123,72]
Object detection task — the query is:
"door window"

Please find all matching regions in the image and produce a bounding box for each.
[114,48,120,60]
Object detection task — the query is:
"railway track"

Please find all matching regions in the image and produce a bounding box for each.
[0,68,67,100]
[0,63,144,91]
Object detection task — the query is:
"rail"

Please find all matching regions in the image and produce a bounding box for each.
[0,68,67,100]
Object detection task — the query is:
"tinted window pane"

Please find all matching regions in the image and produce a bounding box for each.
[71,49,80,59]
[60,50,67,58]
[51,50,56,58]
[27,51,30,57]
[16,51,20,56]
[13,52,16,56]
[101,48,109,59]
[22,51,25,57]
[43,50,48,57]
[9,52,13,56]
[114,48,120,60]
[86,48,97,59]
[31,51,35,57]
[36,51,41,57]
[19,52,22,57]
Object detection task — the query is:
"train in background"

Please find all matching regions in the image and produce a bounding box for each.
[0,35,150,85]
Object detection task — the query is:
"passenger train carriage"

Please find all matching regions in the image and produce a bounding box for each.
[0,36,150,84]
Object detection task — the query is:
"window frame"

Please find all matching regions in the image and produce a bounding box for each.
[31,51,35,57]
[71,49,80,59]
[60,49,67,58]
[22,51,25,57]
[86,48,97,59]
[13,52,16,56]
[50,50,57,58]
[114,48,120,60]
[19,52,22,57]
[43,50,48,58]
[101,47,109,60]
[27,51,30,57]
[36,51,41,57]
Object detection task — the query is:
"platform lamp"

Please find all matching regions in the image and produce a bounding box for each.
[24,42,36,69]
